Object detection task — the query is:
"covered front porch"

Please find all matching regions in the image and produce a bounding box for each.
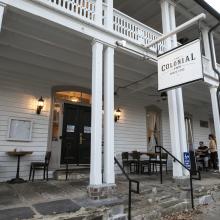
[0,0,219,192]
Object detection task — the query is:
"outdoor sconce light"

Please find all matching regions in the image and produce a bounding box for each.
[36,96,44,115]
[114,108,121,122]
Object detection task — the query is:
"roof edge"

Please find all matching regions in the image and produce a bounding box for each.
[193,0,220,21]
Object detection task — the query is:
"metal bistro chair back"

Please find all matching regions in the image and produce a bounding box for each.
[122,152,129,160]
[161,153,168,160]
[149,153,158,173]
[130,151,140,173]
[29,151,51,182]
[45,151,52,165]
[132,151,140,160]
[160,152,168,173]
[121,152,131,172]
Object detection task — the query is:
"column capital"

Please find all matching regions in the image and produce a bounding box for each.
[160,0,176,7]
[92,38,116,49]
[91,38,103,46]
[210,85,219,90]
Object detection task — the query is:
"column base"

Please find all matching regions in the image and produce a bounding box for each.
[87,184,116,200]
[172,176,190,187]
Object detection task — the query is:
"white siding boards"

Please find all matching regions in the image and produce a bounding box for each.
[0,70,212,181]
[0,71,51,181]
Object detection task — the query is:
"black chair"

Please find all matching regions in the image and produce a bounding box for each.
[29,151,51,181]
[155,153,168,173]
[130,151,140,174]
[140,154,150,174]
[122,152,131,171]
[64,156,75,180]
[149,154,158,173]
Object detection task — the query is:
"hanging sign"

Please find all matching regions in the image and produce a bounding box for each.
[158,39,203,91]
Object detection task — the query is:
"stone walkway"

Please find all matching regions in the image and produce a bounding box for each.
[0,171,220,219]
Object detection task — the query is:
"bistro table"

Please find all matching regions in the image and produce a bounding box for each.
[7,150,33,184]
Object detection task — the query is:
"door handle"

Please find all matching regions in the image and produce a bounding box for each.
[79,133,86,144]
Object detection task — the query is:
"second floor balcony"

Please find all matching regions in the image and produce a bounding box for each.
[3,0,220,85]
[32,0,166,53]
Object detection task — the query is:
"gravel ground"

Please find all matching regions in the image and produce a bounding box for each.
[162,203,220,220]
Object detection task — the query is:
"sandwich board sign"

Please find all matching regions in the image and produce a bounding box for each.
[158,39,203,91]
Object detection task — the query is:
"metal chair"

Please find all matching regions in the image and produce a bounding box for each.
[155,153,168,173]
[29,151,51,181]
[122,152,131,171]
[140,154,150,174]
[130,151,140,174]
[149,154,158,173]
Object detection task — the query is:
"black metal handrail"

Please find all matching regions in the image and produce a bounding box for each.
[157,146,201,209]
[114,157,140,220]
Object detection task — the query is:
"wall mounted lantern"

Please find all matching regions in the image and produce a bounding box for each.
[36,96,44,115]
[114,108,121,122]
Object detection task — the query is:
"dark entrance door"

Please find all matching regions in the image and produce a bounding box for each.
[60,103,91,165]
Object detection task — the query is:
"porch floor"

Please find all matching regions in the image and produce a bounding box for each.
[0,172,220,219]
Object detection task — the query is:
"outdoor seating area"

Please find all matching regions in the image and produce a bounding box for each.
[121,147,168,175]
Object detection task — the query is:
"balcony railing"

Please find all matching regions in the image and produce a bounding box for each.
[202,56,220,81]
[217,63,220,73]
[112,8,165,53]
[32,0,165,53]
[36,0,96,22]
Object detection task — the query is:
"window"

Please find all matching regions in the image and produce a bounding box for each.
[185,114,194,151]
[55,91,91,104]
[146,106,161,152]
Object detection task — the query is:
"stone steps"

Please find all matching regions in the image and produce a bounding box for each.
[54,168,90,180]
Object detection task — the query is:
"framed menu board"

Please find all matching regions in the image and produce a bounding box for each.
[7,118,33,141]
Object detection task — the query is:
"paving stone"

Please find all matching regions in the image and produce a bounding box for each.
[199,195,214,205]
[0,207,35,220]
[33,199,81,215]
[0,184,21,207]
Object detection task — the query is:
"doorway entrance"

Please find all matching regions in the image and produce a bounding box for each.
[60,103,91,165]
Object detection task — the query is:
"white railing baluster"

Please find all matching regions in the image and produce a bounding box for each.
[41,0,96,22]
[33,0,165,53]
[112,8,165,53]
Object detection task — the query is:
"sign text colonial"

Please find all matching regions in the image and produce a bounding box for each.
[158,39,203,91]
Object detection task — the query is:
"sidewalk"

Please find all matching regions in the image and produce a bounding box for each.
[0,171,220,220]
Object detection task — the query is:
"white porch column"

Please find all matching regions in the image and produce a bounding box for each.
[90,40,103,185]
[202,28,211,59]
[95,0,103,26]
[161,0,187,177]
[103,46,115,184]
[0,3,5,32]
[105,0,113,30]
[167,90,184,176]
[170,4,188,165]
[210,86,220,172]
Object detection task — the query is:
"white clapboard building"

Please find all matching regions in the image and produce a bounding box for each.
[0,0,220,195]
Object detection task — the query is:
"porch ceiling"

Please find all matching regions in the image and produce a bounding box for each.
[0,8,157,91]
[0,6,212,108]
[114,0,220,63]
